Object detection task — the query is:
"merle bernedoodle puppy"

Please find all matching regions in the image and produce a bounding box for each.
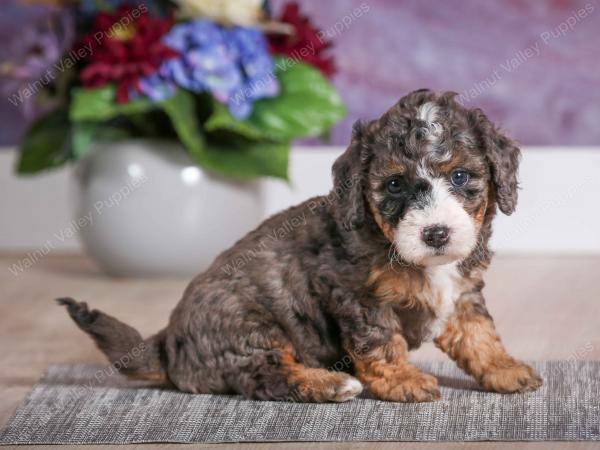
[59,89,542,403]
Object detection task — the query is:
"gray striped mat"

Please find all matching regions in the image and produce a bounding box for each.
[1,361,598,444]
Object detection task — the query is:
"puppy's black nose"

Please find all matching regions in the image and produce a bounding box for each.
[422,225,450,248]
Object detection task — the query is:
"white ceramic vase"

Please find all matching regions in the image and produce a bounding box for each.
[73,139,262,277]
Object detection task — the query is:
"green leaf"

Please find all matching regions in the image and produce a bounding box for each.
[203,139,289,180]
[204,60,346,141]
[69,85,156,122]
[162,89,288,179]
[161,88,207,160]
[71,122,132,159]
[71,122,96,159]
[17,109,72,174]
[205,102,265,141]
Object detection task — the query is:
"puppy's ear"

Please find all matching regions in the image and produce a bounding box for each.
[332,121,369,231]
[470,109,521,215]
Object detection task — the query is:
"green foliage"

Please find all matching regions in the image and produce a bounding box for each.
[162,90,289,180]
[17,109,72,174]
[71,122,131,159]
[18,60,345,179]
[204,139,290,181]
[205,60,346,141]
[69,85,156,122]
[161,89,207,160]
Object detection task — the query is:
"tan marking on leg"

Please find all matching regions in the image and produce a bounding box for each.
[434,301,542,393]
[279,349,362,402]
[354,335,440,402]
[125,371,169,384]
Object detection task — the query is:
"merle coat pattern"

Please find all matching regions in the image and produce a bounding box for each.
[60,89,542,403]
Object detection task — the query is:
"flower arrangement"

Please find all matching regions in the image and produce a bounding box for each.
[17,0,345,180]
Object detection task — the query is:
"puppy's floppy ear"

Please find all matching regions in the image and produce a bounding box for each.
[332,121,370,230]
[470,109,521,215]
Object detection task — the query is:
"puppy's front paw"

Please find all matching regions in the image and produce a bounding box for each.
[480,362,542,393]
[370,371,440,403]
[333,377,363,402]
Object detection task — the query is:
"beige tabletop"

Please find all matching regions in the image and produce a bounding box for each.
[1,253,599,450]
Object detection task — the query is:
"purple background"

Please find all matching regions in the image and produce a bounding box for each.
[271,0,600,146]
[2,0,600,146]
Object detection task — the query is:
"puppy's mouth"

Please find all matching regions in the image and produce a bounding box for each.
[420,249,466,266]
[395,230,474,266]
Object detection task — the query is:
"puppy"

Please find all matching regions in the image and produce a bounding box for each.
[59,89,542,403]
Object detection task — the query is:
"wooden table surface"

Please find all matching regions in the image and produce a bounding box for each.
[1,253,599,450]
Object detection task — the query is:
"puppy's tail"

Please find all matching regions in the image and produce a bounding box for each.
[57,297,168,383]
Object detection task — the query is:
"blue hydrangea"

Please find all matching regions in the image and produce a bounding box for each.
[139,20,279,119]
[79,0,165,16]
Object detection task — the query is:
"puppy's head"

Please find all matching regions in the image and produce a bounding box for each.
[332,89,520,266]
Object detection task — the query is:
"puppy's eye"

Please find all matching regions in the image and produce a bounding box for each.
[387,178,403,194]
[450,169,469,187]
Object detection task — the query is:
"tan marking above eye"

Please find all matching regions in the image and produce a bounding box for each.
[380,163,407,177]
[370,165,406,188]
[438,154,468,173]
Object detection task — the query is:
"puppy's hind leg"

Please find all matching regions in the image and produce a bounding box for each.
[248,346,363,403]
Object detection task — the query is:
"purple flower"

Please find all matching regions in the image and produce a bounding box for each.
[137,73,176,102]
[79,0,167,17]
[139,19,278,119]
[226,27,279,118]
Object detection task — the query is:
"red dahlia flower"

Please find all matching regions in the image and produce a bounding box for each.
[268,2,336,77]
[79,6,178,103]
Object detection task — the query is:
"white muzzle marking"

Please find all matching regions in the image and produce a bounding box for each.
[394,178,476,266]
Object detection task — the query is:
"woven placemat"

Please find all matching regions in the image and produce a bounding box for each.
[1,361,598,444]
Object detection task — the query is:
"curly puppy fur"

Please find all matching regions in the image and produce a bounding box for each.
[59,89,542,403]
